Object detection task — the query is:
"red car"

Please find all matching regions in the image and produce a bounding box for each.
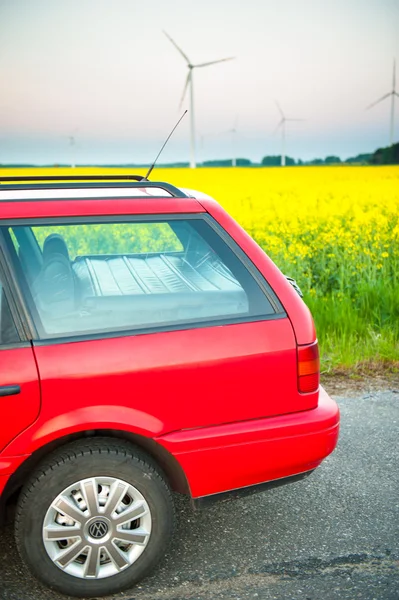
[0,175,339,597]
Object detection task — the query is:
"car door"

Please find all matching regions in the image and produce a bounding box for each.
[0,276,41,453]
[5,216,300,438]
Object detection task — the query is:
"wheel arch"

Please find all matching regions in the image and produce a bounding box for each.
[1,428,191,522]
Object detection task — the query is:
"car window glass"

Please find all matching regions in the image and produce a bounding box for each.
[0,281,19,345]
[31,223,183,258]
[8,219,276,339]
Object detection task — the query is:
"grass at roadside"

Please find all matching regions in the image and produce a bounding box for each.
[1,165,398,372]
[305,282,399,372]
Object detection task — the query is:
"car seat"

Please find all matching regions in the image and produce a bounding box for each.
[32,234,77,317]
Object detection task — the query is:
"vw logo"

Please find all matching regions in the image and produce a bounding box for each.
[88,520,109,539]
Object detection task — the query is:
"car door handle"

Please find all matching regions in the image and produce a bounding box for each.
[0,385,21,397]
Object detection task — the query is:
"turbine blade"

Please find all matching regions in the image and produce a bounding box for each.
[195,57,235,68]
[163,30,191,64]
[366,92,391,110]
[272,119,284,135]
[275,100,284,119]
[179,71,191,110]
[393,58,396,91]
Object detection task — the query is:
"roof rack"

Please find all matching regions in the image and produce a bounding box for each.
[0,176,188,198]
[0,175,146,182]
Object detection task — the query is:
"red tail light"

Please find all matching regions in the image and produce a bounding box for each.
[297,341,320,393]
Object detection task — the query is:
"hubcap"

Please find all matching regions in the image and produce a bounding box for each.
[42,476,152,579]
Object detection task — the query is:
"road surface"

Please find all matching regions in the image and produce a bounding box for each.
[0,389,398,599]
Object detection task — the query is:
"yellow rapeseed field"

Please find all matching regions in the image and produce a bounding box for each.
[1,165,399,368]
[160,166,399,290]
[162,165,399,368]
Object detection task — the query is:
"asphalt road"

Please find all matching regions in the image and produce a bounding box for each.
[0,389,398,600]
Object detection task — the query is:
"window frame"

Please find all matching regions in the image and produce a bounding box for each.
[1,213,286,344]
[0,241,30,349]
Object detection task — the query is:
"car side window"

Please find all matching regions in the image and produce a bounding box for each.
[7,218,278,339]
[0,280,19,345]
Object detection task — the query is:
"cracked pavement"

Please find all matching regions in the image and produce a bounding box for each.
[0,389,398,599]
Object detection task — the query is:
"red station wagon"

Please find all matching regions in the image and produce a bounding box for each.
[0,175,339,597]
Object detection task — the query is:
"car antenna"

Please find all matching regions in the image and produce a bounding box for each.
[143,110,188,180]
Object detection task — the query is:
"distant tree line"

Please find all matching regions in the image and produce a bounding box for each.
[260,143,399,166]
[201,158,252,167]
[199,143,398,167]
[260,153,372,166]
[1,143,398,169]
[369,142,399,165]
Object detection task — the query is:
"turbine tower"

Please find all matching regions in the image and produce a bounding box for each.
[228,116,239,167]
[68,136,76,169]
[274,102,304,166]
[163,31,234,168]
[366,59,398,147]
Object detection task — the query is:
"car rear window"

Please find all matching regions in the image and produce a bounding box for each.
[5,217,280,339]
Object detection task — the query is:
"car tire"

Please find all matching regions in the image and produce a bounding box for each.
[15,437,175,598]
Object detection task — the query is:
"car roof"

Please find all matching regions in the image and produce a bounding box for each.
[0,177,207,219]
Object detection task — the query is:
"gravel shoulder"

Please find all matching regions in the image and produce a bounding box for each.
[321,369,399,397]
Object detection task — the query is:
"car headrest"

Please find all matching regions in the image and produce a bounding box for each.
[33,234,75,316]
[43,234,70,263]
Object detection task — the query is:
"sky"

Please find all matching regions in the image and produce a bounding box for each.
[0,0,399,165]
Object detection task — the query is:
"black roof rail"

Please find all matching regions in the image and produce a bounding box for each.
[0,177,188,198]
[0,175,146,182]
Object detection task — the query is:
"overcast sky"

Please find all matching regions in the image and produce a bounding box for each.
[0,0,398,165]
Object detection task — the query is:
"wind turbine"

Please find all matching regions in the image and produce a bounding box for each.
[366,59,398,146]
[68,136,76,168]
[64,127,79,168]
[274,101,304,166]
[227,116,239,167]
[163,31,234,168]
[200,119,240,166]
